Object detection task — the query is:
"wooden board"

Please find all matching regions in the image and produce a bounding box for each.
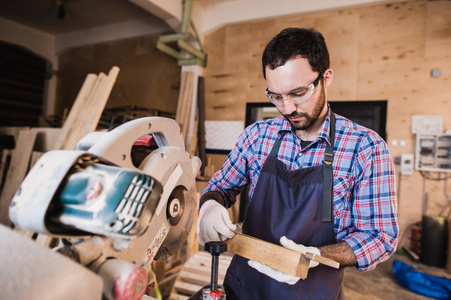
[0,149,12,191]
[225,231,310,279]
[53,73,98,150]
[79,66,120,139]
[175,71,195,145]
[0,130,37,226]
[63,72,107,150]
[225,231,339,279]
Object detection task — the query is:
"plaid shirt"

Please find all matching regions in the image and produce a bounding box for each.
[203,108,398,271]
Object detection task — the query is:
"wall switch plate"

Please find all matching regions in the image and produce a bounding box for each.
[401,154,415,175]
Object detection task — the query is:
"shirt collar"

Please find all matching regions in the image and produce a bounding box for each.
[277,104,333,146]
[319,105,333,146]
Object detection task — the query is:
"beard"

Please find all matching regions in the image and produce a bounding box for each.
[282,84,326,131]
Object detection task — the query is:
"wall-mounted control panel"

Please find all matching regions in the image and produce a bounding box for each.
[415,134,451,172]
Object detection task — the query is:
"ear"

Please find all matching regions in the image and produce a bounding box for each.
[323,69,333,87]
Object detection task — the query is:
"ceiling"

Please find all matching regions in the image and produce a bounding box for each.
[0,0,163,35]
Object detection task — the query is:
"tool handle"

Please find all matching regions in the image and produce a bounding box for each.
[204,242,227,292]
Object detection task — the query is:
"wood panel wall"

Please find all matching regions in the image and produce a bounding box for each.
[56,33,181,118]
[202,0,451,234]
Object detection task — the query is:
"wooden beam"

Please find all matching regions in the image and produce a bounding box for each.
[62,73,107,150]
[175,71,195,146]
[0,130,37,226]
[225,232,339,279]
[79,66,120,139]
[53,73,98,150]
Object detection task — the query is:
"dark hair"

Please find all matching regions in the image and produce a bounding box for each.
[262,27,330,78]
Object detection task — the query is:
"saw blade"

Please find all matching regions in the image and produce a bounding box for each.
[154,185,196,260]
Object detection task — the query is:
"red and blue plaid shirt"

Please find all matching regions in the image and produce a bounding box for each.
[203,108,398,271]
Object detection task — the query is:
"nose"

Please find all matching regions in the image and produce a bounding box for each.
[280,99,297,115]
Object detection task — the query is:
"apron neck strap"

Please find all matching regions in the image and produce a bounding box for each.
[322,112,335,222]
[269,135,283,158]
[323,112,335,165]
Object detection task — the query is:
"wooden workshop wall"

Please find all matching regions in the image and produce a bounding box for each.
[203,0,451,234]
[56,33,181,117]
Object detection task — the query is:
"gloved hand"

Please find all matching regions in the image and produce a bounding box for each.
[197,200,237,246]
[246,236,322,285]
[280,236,321,268]
[247,260,301,285]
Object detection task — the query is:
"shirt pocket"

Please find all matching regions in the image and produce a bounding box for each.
[333,176,352,218]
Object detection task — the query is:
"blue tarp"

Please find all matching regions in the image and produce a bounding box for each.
[393,259,451,300]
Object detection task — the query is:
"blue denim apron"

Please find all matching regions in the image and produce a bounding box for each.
[223,113,344,299]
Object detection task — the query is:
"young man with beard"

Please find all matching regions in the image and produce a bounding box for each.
[197,27,398,299]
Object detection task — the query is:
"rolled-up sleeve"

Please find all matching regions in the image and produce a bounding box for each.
[202,128,253,208]
[343,135,398,271]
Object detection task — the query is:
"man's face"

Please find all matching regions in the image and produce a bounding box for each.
[265,57,331,132]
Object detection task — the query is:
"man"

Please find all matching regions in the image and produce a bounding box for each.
[197,27,398,299]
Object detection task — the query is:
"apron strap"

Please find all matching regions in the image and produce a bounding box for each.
[269,135,283,158]
[322,112,335,222]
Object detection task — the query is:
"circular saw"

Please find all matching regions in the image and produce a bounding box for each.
[9,117,201,300]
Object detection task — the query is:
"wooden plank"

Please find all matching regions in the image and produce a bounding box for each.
[185,184,199,259]
[165,264,184,277]
[175,71,195,144]
[173,281,203,295]
[53,73,98,150]
[181,73,194,139]
[196,76,207,176]
[14,227,34,239]
[194,250,232,261]
[0,149,12,190]
[30,151,43,169]
[35,233,53,247]
[190,251,232,267]
[79,66,120,139]
[169,294,189,300]
[63,73,108,150]
[0,130,37,226]
[185,254,232,268]
[175,72,188,121]
[178,270,210,286]
[188,118,198,156]
[225,232,339,277]
[225,231,311,279]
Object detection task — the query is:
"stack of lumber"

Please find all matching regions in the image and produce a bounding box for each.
[0,66,119,238]
[0,130,38,227]
[169,251,233,300]
[175,71,197,155]
[54,66,120,150]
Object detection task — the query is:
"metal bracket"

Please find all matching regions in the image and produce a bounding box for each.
[157,0,207,67]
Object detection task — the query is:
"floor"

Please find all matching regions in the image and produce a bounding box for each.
[343,253,451,299]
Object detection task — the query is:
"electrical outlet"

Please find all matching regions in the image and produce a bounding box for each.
[401,154,414,175]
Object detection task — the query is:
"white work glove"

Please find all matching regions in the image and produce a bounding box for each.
[247,260,301,285]
[197,200,237,246]
[247,236,321,285]
[280,236,321,269]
